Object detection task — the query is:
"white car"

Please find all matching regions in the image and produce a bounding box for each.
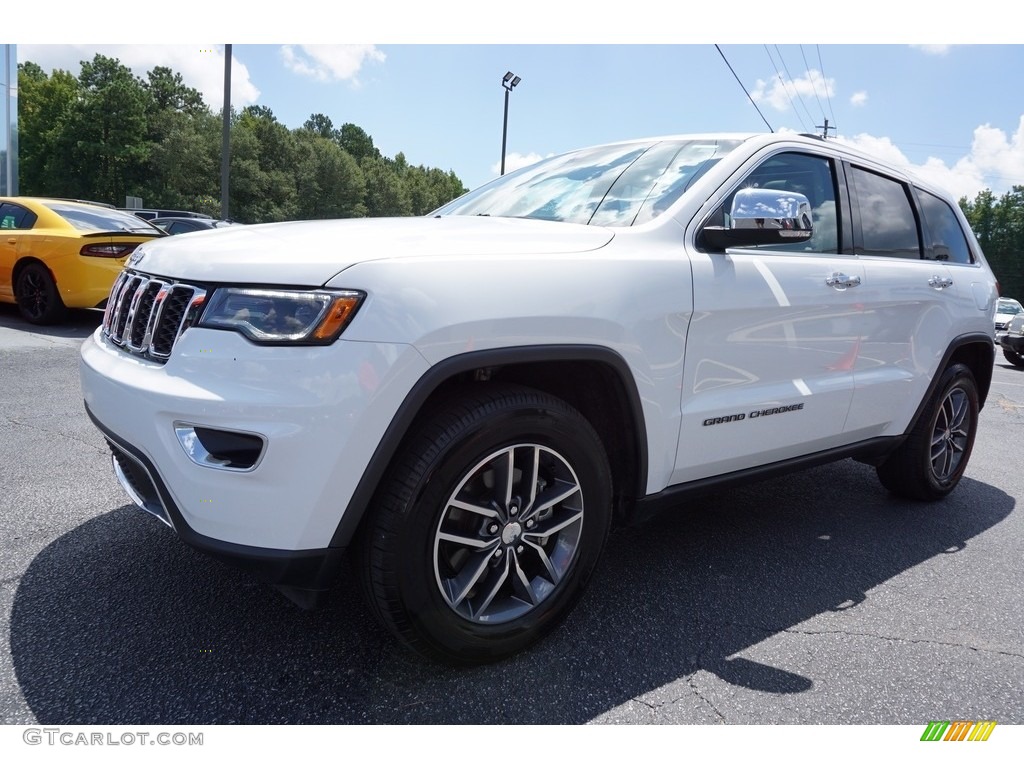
[80,132,999,664]
[995,296,1023,342]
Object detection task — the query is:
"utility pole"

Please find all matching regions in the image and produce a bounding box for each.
[816,118,836,139]
[220,44,232,220]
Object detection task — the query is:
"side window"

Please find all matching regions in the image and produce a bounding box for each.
[917,188,974,264]
[717,152,839,253]
[849,166,921,259]
[0,202,37,230]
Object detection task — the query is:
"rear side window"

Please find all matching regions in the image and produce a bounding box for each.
[917,188,974,264]
[849,166,921,259]
[0,202,37,230]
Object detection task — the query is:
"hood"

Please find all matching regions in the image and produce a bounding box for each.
[125,216,615,285]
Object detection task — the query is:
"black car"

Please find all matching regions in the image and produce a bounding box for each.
[150,217,239,235]
[1000,312,1024,368]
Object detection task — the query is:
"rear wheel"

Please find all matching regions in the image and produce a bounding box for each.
[359,384,612,665]
[1003,348,1024,368]
[15,263,67,325]
[876,363,979,500]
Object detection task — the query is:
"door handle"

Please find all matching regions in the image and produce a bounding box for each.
[826,272,861,289]
[928,275,954,289]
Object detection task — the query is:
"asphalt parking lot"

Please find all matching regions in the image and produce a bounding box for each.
[1,303,1022,725]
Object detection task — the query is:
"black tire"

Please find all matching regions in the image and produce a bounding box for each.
[15,263,67,325]
[1002,348,1024,368]
[876,363,979,501]
[359,384,612,665]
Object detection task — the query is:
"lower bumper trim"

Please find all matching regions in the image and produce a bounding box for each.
[85,401,346,594]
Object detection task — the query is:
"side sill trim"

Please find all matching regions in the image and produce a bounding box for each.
[628,436,901,525]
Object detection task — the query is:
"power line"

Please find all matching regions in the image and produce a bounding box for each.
[761,45,807,132]
[814,45,837,132]
[797,45,828,127]
[715,44,773,132]
[772,45,816,131]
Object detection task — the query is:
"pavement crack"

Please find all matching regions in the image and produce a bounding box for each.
[777,627,1024,660]
[628,696,657,712]
[3,416,108,456]
[682,633,727,722]
[719,620,1024,660]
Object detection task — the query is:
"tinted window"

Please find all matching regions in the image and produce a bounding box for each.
[713,152,839,253]
[0,202,37,230]
[917,188,973,264]
[850,166,921,259]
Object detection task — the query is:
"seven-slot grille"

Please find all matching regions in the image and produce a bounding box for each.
[102,270,207,362]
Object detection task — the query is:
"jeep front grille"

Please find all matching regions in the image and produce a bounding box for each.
[102,270,207,362]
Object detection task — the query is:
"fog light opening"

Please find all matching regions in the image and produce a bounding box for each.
[175,424,265,471]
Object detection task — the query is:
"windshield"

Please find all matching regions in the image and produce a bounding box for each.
[432,138,741,226]
[47,202,164,235]
[997,299,1022,314]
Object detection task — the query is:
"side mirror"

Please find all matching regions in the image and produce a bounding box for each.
[702,188,814,250]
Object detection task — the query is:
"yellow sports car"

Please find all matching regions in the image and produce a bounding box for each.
[0,197,166,324]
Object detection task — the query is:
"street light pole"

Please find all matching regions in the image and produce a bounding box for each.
[500,71,521,176]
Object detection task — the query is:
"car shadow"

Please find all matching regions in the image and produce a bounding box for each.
[9,461,1014,724]
[0,303,103,341]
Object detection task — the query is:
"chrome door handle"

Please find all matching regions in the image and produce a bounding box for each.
[826,272,861,289]
[928,275,954,289]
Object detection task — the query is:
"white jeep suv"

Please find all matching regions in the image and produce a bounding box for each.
[80,133,998,664]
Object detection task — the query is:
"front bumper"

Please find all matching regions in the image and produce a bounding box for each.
[89,412,346,595]
[80,326,430,558]
[999,333,1024,355]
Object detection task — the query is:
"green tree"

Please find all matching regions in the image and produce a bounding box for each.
[361,154,410,217]
[65,54,153,204]
[229,107,298,222]
[19,58,467,223]
[293,130,366,219]
[144,66,206,116]
[147,111,222,213]
[961,186,1024,300]
[339,122,378,162]
[302,113,338,141]
[17,62,80,196]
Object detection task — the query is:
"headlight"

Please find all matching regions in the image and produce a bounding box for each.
[199,287,364,344]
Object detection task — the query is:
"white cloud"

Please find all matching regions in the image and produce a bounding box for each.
[19,44,259,111]
[850,91,868,107]
[910,44,952,55]
[280,45,385,84]
[490,151,546,177]
[835,119,1024,200]
[751,69,835,112]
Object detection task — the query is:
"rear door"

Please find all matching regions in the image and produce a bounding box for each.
[841,164,968,436]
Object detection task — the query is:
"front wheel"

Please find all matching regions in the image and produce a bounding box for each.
[359,385,612,665]
[876,363,979,500]
[1003,348,1024,368]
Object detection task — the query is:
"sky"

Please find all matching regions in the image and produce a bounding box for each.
[13,2,1024,200]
